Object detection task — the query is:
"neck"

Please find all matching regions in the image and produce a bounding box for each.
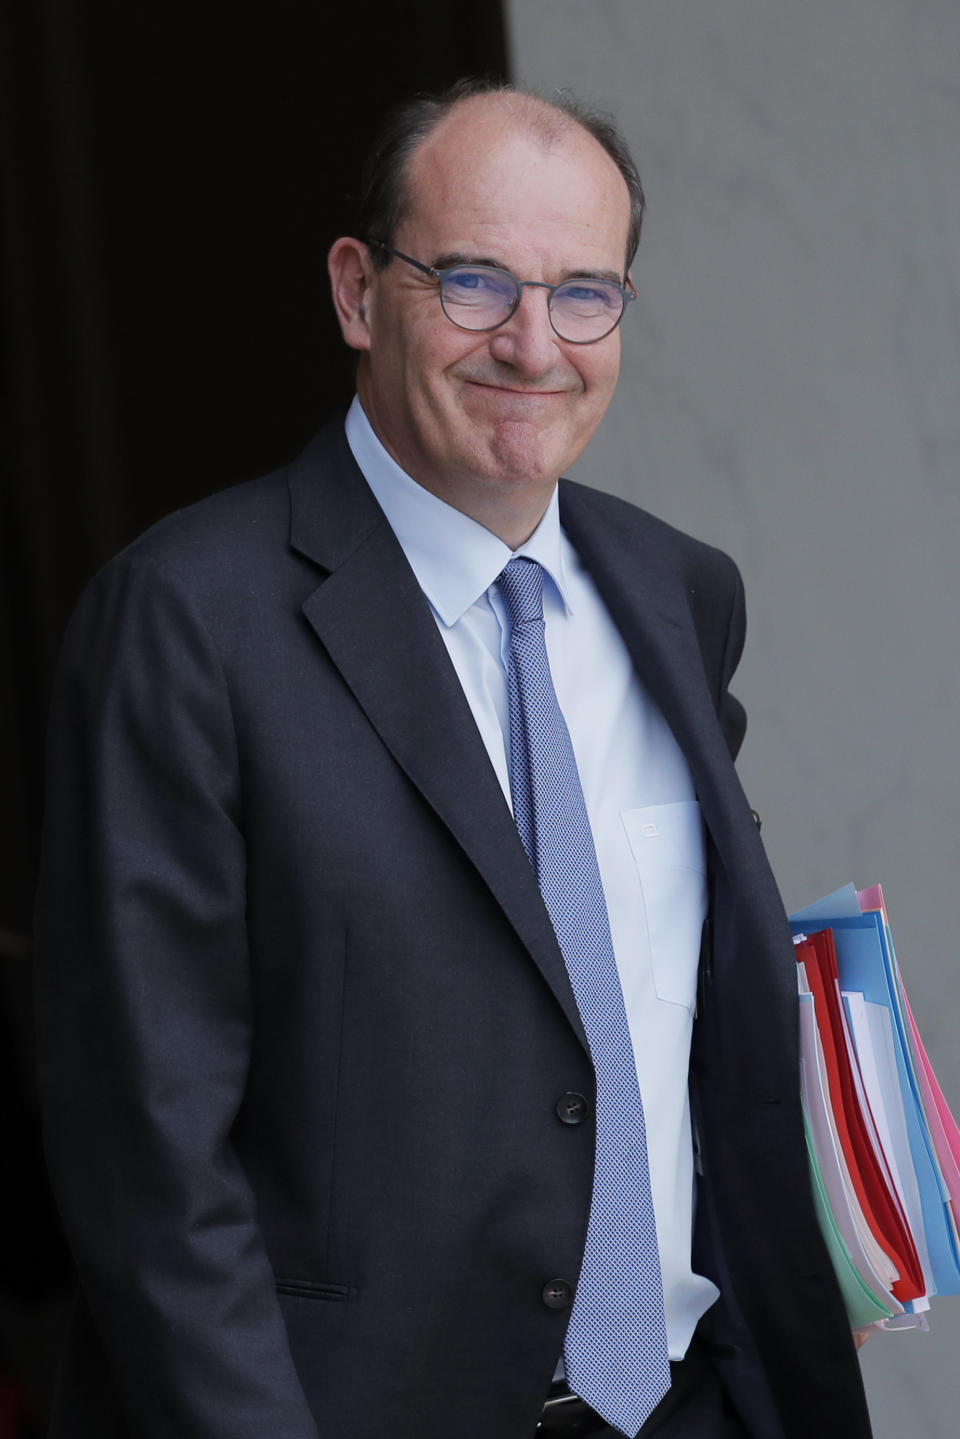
[428,481,555,550]
[356,390,557,549]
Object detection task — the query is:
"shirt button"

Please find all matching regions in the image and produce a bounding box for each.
[556,1092,588,1125]
[541,1279,573,1310]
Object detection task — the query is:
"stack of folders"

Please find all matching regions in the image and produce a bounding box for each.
[789,885,960,1334]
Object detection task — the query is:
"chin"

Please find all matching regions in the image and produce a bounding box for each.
[481,427,569,488]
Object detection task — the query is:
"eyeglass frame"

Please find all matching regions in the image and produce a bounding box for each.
[368,241,637,345]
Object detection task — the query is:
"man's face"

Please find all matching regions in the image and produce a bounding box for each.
[349,100,632,522]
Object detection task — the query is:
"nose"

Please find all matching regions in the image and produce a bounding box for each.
[486,283,562,376]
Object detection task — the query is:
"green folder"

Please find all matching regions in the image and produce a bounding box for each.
[803,1113,898,1326]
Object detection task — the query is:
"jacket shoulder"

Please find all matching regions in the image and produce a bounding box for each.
[111,467,293,582]
[558,477,742,595]
[91,416,363,604]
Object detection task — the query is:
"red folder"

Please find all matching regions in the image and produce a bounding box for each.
[796,930,924,1301]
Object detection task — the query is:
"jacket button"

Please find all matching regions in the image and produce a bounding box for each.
[542,1279,573,1310]
[556,1092,588,1125]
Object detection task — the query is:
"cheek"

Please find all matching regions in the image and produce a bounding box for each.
[593,337,622,388]
[416,336,496,409]
[580,348,621,410]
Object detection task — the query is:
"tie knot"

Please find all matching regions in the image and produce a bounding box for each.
[497,557,544,627]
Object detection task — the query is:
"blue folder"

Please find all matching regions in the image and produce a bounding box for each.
[789,897,960,1296]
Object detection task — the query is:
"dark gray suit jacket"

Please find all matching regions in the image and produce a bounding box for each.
[35,418,872,1438]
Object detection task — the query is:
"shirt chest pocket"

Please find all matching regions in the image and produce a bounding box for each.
[621,800,707,1014]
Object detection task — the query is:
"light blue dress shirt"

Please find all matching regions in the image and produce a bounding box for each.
[345,396,719,1358]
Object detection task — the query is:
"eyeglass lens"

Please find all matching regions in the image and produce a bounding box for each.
[439,266,625,342]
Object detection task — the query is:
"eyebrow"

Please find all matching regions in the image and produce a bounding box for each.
[430,252,624,287]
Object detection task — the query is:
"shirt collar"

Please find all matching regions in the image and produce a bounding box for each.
[344,395,573,625]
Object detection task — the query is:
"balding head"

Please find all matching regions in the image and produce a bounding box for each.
[355,79,645,277]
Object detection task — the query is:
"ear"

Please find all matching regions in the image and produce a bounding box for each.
[328,237,375,352]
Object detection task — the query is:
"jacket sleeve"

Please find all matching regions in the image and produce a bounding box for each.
[34,553,320,1438]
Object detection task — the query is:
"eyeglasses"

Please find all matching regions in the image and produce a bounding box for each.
[370,242,635,345]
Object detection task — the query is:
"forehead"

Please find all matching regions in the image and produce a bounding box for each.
[400,99,631,271]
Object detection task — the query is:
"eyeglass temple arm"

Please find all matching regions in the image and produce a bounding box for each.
[368,241,439,279]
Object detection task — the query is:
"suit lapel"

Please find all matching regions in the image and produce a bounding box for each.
[558,481,751,859]
[287,422,587,1049]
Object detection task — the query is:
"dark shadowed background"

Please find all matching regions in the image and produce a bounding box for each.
[1,4,508,1427]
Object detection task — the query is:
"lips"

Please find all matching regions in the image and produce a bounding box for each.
[462,380,572,401]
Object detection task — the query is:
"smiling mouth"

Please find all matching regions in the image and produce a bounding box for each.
[464,381,569,397]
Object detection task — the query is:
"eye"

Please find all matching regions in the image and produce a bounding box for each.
[449,270,485,292]
[442,266,517,307]
[555,280,622,312]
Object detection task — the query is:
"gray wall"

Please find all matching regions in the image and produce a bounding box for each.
[506,2,960,1434]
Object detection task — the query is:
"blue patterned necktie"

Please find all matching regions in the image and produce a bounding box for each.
[497,557,671,1438]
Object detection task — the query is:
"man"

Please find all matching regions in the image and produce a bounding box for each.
[35,81,872,1438]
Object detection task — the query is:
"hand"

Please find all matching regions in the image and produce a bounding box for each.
[852,1329,872,1351]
